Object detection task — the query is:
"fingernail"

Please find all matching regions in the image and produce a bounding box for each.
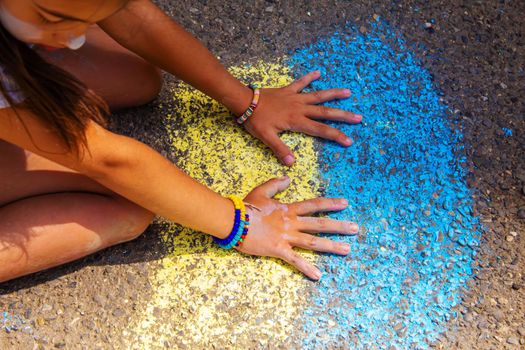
[343,89,351,96]
[341,244,351,254]
[283,155,295,166]
[349,223,359,233]
[280,175,290,181]
[353,114,363,122]
[313,270,322,280]
[340,199,348,206]
[340,137,352,146]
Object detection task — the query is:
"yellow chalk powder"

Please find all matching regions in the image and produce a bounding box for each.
[129,61,321,349]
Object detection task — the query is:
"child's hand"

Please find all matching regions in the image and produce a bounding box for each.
[235,176,358,280]
[243,70,362,166]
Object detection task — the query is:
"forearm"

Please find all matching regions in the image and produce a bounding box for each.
[84,131,233,239]
[98,0,252,116]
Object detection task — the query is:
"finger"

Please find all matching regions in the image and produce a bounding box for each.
[250,176,291,199]
[302,88,351,104]
[290,197,348,215]
[287,70,321,93]
[260,131,295,166]
[305,105,363,124]
[280,248,322,280]
[288,232,352,255]
[292,120,352,146]
[296,216,359,235]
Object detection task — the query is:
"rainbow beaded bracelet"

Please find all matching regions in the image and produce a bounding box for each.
[236,85,261,125]
[213,195,250,249]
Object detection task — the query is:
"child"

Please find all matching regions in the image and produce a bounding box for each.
[0,0,362,283]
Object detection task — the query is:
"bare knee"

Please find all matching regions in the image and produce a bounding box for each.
[142,65,163,102]
[108,63,163,111]
[133,63,163,106]
[110,199,154,244]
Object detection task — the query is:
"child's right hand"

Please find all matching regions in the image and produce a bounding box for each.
[243,70,362,167]
[235,176,358,280]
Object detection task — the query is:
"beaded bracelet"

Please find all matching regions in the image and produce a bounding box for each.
[213,195,251,249]
[236,85,261,125]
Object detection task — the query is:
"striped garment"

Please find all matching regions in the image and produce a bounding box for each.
[0,64,24,108]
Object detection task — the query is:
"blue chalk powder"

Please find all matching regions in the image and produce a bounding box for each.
[289,22,482,349]
[502,127,513,137]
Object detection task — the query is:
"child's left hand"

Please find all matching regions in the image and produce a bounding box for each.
[243,70,362,166]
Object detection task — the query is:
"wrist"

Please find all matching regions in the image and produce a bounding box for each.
[212,196,252,249]
[211,196,236,239]
[221,84,253,116]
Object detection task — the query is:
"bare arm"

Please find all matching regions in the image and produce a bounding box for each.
[98,0,252,116]
[98,0,362,166]
[0,107,233,238]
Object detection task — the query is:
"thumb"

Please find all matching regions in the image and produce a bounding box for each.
[262,132,295,166]
[249,176,291,199]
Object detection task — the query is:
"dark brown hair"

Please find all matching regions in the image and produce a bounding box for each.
[0,23,108,155]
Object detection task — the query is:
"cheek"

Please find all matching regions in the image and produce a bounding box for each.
[0,8,45,42]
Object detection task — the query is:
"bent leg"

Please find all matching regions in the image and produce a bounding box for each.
[0,140,154,283]
[37,25,163,111]
[0,140,113,206]
[0,192,153,282]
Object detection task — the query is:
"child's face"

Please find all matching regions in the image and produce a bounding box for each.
[0,0,126,49]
